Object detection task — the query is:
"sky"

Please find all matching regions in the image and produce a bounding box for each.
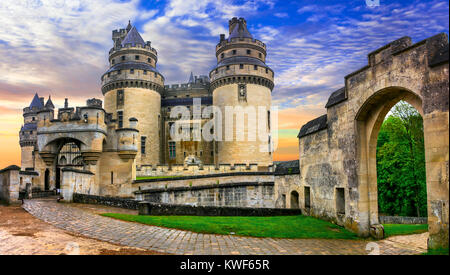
[0,0,448,168]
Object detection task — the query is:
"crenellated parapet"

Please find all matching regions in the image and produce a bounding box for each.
[136,163,274,178]
[36,99,109,165]
[216,37,266,60]
[109,43,158,64]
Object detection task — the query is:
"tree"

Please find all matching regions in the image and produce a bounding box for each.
[376,101,427,217]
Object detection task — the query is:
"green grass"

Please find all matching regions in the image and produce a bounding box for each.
[100,214,360,240]
[382,224,428,237]
[136,175,184,180]
[421,248,449,255]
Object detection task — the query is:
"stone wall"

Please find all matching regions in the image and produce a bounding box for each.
[18,170,39,192]
[213,84,273,167]
[133,172,273,191]
[296,33,449,249]
[274,174,300,209]
[73,193,139,210]
[297,127,348,225]
[379,216,428,224]
[60,168,95,202]
[134,173,275,208]
[0,165,20,205]
[137,182,274,208]
[139,201,301,216]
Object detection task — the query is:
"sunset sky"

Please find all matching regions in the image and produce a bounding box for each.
[0,0,448,168]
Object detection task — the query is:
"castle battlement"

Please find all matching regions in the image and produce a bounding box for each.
[136,163,273,178]
[108,43,158,56]
[216,37,266,53]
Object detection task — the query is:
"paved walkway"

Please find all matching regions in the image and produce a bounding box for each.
[22,199,427,255]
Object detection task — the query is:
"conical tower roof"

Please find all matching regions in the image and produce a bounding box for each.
[126,20,132,32]
[29,93,44,109]
[121,26,145,47]
[45,95,54,109]
[228,19,253,40]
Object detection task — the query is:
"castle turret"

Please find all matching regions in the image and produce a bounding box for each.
[20,93,44,169]
[101,22,164,166]
[209,17,274,167]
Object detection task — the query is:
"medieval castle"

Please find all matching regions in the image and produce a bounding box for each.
[1,18,447,249]
[17,18,274,198]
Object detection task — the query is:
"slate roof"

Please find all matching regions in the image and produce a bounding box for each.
[121,26,146,47]
[126,20,132,32]
[22,123,37,131]
[29,93,43,109]
[45,96,55,109]
[274,160,300,175]
[297,114,327,138]
[105,61,159,74]
[325,87,347,108]
[0,165,20,173]
[228,21,253,40]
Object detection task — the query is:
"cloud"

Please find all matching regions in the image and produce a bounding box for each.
[274,12,288,18]
[265,0,449,114]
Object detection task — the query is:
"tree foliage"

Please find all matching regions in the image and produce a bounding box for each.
[376,101,427,217]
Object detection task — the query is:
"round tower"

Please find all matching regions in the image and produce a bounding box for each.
[101,22,164,166]
[20,94,54,170]
[210,17,275,167]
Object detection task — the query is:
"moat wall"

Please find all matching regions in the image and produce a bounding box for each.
[138,201,301,216]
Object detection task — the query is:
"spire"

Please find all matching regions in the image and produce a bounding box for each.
[29,93,44,109]
[188,72,194,83]
[45,95,54,109]
[126,20,132,32]
[121,26,146,47]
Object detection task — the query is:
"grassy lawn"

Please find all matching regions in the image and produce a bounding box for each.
[135,175,184,180]
[421,248,449,255]
[100,214,360,240]
[382,224,428,237]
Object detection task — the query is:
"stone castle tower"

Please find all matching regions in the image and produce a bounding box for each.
[19,93,54,170]
[101,21,164,166]
[210,17,274,167]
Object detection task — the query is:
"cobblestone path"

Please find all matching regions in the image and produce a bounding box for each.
[22,199,427,255]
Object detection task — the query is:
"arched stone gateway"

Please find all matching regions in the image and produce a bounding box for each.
[297,34,448,249]
[29,98,139,201]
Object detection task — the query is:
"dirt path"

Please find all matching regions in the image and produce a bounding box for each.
[0,203,166,255]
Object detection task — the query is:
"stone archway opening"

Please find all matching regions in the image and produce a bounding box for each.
[55,140,83,191]
[290,190,299,209]
[355,86,428,238]
[376,101,427,219]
